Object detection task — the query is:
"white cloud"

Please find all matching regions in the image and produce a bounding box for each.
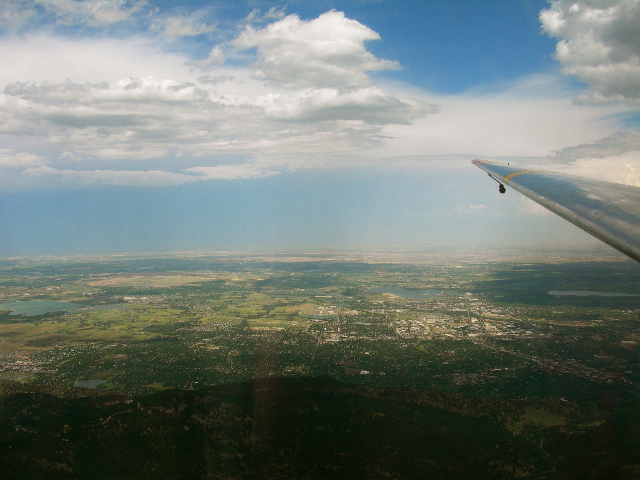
[376,75,623,159]
[155,15,216,37]
[548,131,640,161]
[1,77,215,160]
[40,0,148,26]
[233,10,400,88]
[540,0,640,105]
[0,149,47,169]
[16,161,282,187]
[0,1,36,30]
[536,131,640,186]
[0,11,434,190]
[0,63,433,162]
[243,7,286,25]
[456,203,490,214]
[185,163,280,180]
[0,9,632,192]
[22,165,196,187]
[0,35,190,85]
[5,77,208,105]
[544,153,640,187]
[187,45,226,70]
[253,86,435,124]
[198,75,234,85]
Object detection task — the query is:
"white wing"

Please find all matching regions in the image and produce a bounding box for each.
[472,160,640,263]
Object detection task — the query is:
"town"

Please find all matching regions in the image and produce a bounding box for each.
[0,252,638,404]
[2,252,640,478]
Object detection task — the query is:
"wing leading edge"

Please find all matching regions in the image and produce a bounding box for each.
[472,159,640,263]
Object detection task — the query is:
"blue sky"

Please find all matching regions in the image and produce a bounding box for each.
[0,0,639,255]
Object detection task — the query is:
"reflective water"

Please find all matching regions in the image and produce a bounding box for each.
[549,291,639,297]
[0,300,84,316]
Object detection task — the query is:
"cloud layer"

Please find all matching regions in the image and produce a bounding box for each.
[1,73,431,160]
[1,0,147,29]
[0,2,636,191]
[0,9,440,188]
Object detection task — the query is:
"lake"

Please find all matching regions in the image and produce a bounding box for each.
[366,287,445,300]
[549,291,639,297]
[0,300,84,316]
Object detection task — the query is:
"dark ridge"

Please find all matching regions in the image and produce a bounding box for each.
[2,377,639,479]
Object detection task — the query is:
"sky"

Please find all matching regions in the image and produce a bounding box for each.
[0,0,639,256]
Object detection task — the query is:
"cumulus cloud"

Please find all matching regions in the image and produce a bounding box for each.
[234,10,400,88]
[0,149,48,169]
[540,0,640,104]
[254,86,435,124]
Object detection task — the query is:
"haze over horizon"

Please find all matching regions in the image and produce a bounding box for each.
[1,0,639,256]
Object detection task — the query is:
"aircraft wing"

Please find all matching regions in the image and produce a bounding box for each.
[472,159,640,263]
